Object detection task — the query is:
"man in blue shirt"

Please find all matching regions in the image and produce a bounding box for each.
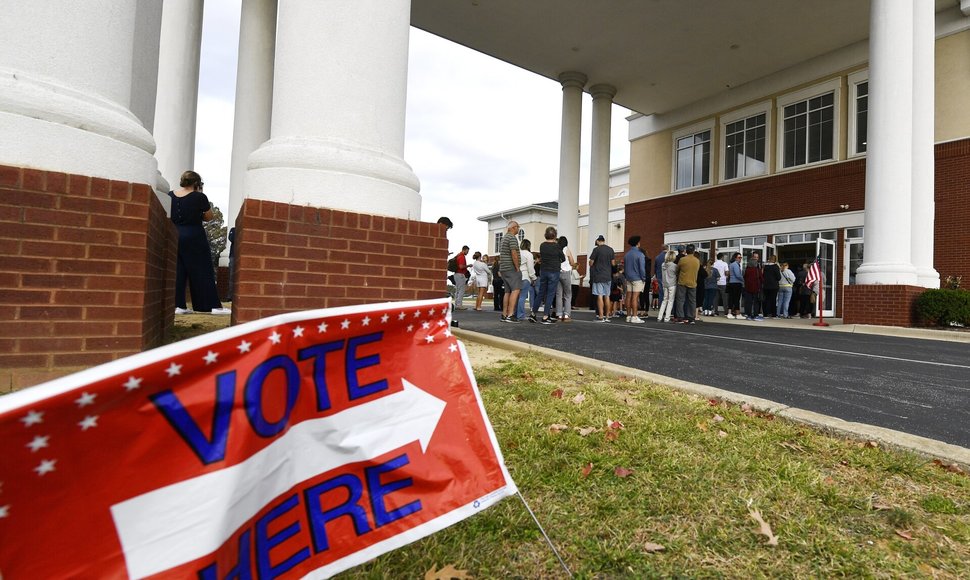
[623,236,647,323]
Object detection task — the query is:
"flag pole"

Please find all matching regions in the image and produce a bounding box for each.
[813,271,829,327]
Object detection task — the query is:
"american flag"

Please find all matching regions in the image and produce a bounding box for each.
[805,256,822,292]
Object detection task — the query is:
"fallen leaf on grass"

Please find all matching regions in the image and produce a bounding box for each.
[572,392,586,405]
[858,440,879,449]
[581,462,593,478]
[708,398,720,406]
[932,459,967,476]
[747,504,779,546]
[713,414,725,423]
[425,564,471,579]
[576,426,599,436]
[895,529,914,541]
[643,542,666,553]
[606,419,625,430]
[779,441,806,453]
[549,424,569,433]
[741,403,754,415]
[605,430,619,442]
[550,388,564,399]
[614,466,634,478]
[696,422,709,432]
[717,430,728,438]
[872,503,892,511]
[577,369,585,376]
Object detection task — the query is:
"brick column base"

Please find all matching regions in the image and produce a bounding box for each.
[232,199,447,324]
[842,284,927,327]
[0,164,177,392]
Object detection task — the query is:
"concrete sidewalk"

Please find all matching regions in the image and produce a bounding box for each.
[454,324,970,468]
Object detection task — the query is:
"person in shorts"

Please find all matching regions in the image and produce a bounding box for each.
[498,221,523,322]
[587,234,615,322]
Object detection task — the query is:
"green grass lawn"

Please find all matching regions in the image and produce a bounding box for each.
[341,353,970,579]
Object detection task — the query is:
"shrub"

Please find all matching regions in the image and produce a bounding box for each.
[915,288,970,326]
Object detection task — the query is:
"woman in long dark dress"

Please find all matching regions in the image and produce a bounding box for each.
[169,171,228,315]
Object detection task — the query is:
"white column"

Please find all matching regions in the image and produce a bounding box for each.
[226,0,277,232]
[153,0,204,190]
[0,1,156,185]
[557,72,586,248]
[587,84,616,253]
[855,0,917,286]
[911,0,939,289]
[247,0,420,219]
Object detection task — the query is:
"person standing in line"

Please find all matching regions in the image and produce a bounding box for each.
[471,252,490,311]
[623,236,647,323]
[743,253,764,321]
[695,257,708,320]
[703,258,719,316]
[491,258,504,312]
[537,227,565,324]
[169,171,229,315]
[777,261,795,318]
[674,244,701,324]
[516,240,537,321]
[453,245,470,310]
[654,244,668,308]
[657,250,678,322]
[797,263,815,318]
[762,255,782,318]
[555,236,577,322]
[498,221,522,322]
[726,252,744,319]
[712,253,728,316]
[587,234,615,322]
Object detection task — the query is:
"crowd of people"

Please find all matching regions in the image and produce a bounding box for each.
[449,222,822,325]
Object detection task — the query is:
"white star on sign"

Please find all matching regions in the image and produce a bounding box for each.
[428,308,436,316]
[20,411,43,427]
[407,324,414,332]
[26,435,49,452]
[425,335,435,343]
[317,321,328,333]
[437,319,447,326]
[238,340,252,353]
[444,329,452,338]
[341,319,351,330]
[165,362,182,377]
[398,312,406,321]
[34,459,56,476]
[74,392,96,407]
[123,376,142,391]
[293,326,305,337]
[78,415,99,431]
[268,331,282,345]
[380,314,389,323]
[449,343,458,353]
[421,321,431,330]
[413,310,422,318]
[203,351,219,365]
[361,316,371,326]
[0,505,9,518]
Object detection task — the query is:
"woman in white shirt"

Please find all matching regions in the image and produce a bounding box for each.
[517,239,538,321]
[471,252,491,311]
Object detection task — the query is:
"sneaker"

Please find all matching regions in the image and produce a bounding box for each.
[626,316,632,322]
[507,317,521,323]
[209,308,232,315]
[601,317,611,323]
[540,317,553,325]
[501,315,512,323]
[754,316,765,321]
[630,316,645,324]
[528,315,537,323]
[174,307,193,315]
[562,314,572,323]
[689,320,696,324]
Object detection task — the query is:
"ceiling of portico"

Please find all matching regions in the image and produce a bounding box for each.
[411,0,958,117]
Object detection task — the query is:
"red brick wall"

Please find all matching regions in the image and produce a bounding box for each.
[842,284,925,327]
[934,139,970,283]
[0,164,176,391]
[232,199,447,324]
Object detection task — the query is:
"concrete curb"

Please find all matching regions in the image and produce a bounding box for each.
[454,327,970,468]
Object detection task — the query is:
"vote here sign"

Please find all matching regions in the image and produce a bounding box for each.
[0,298,516,578]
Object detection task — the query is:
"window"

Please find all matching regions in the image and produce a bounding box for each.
[777,79,841,170]
[724,113,766,180]
[783,93,834,167]
[673,122,713,190]
[494,232,502,254]
[848,70,869,157]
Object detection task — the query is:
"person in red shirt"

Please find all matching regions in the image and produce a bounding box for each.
[454,245,470,309]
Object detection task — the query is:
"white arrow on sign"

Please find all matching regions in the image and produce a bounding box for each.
[111,379,447,580]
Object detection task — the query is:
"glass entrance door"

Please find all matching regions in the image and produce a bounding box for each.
[816,238,836,317]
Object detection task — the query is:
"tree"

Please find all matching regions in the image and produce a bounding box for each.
[204,204,228,273]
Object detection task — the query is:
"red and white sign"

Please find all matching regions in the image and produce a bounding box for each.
[0,298,516,578]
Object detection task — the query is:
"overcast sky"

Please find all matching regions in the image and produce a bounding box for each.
[195,1,631,254]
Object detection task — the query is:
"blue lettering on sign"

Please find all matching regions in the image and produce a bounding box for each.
[346,332,388,400]
[303,474,371,554]
[150,371,236,465]
[254,494,310,580]
[197,529,252,580]
[365,454,422,527]
[244,355,300,438]
[296,340,343,412]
